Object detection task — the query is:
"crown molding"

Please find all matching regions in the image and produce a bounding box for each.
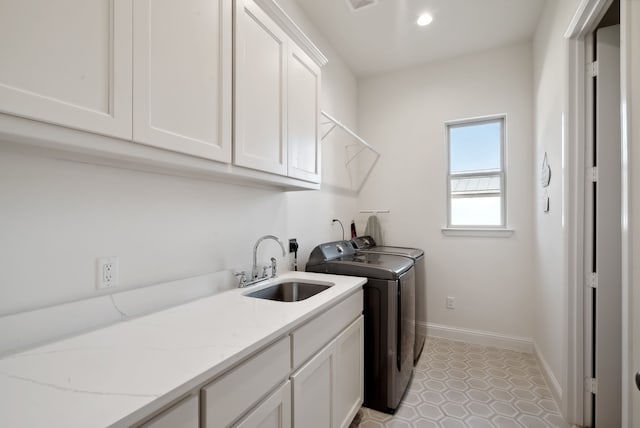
[253,0,328,67]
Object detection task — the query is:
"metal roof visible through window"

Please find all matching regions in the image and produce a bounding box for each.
[451,175,500,196]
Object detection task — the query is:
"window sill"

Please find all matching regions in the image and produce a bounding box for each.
[441,227,514,238]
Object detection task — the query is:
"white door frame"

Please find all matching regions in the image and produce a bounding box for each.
[563,0,613,426]
[564,0,638,426]
[619,2,640,426]
[593,24,623,427]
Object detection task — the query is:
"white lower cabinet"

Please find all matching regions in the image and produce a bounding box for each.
[334,317,365,428]
[141,394,199,428]
[132,290,363,428]
[291,341,335,428]
[235,381,291,428]
[201,336,291,428]
[291,316,364,428]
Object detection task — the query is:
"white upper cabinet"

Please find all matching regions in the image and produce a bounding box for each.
[287,44,321,183]
[0,0,325,190]
[233,0,288,176]
[0,0,132,140]
[234,0,326,182]
[133,0,231,162]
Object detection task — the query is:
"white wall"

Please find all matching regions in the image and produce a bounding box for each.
[356,43,535,341]
[532,0,580,399]
[0,1,358,317]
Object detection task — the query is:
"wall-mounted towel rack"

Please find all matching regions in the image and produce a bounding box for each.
[360,210,390,214]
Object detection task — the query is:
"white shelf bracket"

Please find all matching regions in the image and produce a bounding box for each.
[320,111,380,156]
[319,110,381,193]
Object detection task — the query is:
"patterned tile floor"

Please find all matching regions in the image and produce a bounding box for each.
[357,337,570,428]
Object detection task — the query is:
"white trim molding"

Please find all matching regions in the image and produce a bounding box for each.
[562,33,588,427]
[562,0,619,425]
[620,1,640,426]
[534,342,563,407]
[426,323,533,353]
[253,0,328,67]
[441,228,514,238]
[565,0,614,38]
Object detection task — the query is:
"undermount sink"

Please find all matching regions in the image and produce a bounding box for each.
[245,281,332,302]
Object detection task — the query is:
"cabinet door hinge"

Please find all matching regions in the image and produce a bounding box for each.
[588,166,599,182]
[587,61,599,77]
[586,377,598,394]
[587,272,598,289]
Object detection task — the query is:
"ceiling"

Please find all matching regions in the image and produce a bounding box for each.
[293,0,546,77]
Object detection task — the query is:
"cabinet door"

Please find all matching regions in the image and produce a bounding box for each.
[334,317,364,428]
[235,381,291,428]
[0,0,132,139]
[291,341,335,428]
[133,0,231,162]
[141,394,198,428]
[234,0,288,175]
[287,43,321,183]
[291,290,363,369]
[201,337,290,428]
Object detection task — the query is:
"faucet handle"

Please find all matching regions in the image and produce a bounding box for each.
[270,257,277,278]
[261,265,269,278]
[235,271,247,288]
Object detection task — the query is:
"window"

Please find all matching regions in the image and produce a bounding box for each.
[447,116,505,228]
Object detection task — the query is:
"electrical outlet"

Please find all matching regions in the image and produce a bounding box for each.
[446,296,455,309]
[97,256,119,289]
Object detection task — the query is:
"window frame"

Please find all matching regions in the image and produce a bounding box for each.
[445,115,507,229]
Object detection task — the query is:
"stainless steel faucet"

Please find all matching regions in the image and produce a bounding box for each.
[251,235,286,281]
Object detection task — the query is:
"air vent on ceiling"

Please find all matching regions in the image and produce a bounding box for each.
[346,0,376,12]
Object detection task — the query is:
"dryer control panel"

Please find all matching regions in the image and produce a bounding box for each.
[307,240,356,265]
[352,236,376,249]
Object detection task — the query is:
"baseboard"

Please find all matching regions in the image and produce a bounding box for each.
[426,322,534,353]
[534,342,563,405]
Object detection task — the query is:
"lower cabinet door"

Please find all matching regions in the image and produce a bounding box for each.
[141,394,198,428]
[201,337,290,428]
[235,381,291,428]
[334,317,364,428]
[291,341,335,428]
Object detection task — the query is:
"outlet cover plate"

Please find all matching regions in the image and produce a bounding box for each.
[446,296,455,309]
[97,256,119,289]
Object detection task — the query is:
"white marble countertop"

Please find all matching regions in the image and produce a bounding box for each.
[0,272,366,427]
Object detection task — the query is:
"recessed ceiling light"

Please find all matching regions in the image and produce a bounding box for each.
[417,13,433,27]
